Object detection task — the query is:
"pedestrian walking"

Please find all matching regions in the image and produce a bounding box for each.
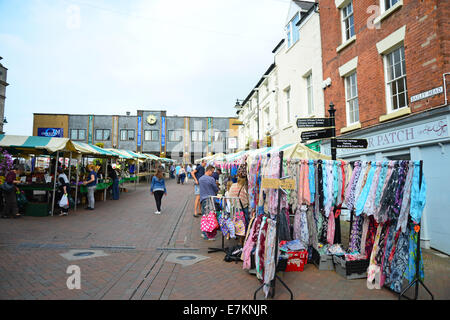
[83,164,97,211]
[150,169,167,215]
[175,164,181,184]
[192,160,206,217]
[108,165,120,200]
[199,165,219,240]
[179,166,186,185]
[56,167,70,216]
[1,165,21,219]
[169,164,175,179]
[186,164,192,181]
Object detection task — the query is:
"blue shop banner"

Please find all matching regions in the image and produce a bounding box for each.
[37,128,64,138]
[161,116,166,148]
[137,116,142,147]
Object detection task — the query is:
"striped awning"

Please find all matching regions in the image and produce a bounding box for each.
[0,134,77,154]
[71,141,119,157]
[104,148,134,159]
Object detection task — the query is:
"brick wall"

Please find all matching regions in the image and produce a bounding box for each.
[319,0,449,134]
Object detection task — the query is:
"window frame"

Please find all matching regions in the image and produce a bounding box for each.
[191,130,205,142]
[344,71,360,126]
[144,130,159,141]
[168,130,183,142]
[70,129,86,141]
[120,129,135,141]
[341,1,355,42]
[286,12,300,49]
[383,45,408,113]
[95,129,111,141]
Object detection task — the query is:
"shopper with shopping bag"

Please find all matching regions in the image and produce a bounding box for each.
[57,167,70,216]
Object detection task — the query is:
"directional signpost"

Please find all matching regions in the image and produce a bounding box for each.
[297,118,332,128]
[335,138,368,149]
[301,128,333,142]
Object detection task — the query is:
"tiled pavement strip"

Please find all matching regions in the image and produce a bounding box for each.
[0,179,449,300]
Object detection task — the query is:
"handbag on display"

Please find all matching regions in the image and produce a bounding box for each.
[233,210,246,236]
[200,211,219,233]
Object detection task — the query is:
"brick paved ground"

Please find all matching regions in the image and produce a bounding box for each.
[0,179,448,300]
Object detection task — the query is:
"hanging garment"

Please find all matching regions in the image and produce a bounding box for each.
[367,223,383,290]
[378,162,400,223]
[388,229,410,293]
[374,161,395,222]
[397,161,414,233]
[364,216,377,259]
[359,216,370,256]
[355,162,377,216]
[278,208,292,241]
[242,214,259,270]
[344,161,362,211]
[306,205,319,250]
[403,222,425,283]
[263,219,278,298]
[326,210,335,245]
[256,217,269,280]
[410,161,427,224]
[348,213,364,253]
[363,162,383,216]
[324,161,334,217]
[389,160,409,221]
[308,160,315,204]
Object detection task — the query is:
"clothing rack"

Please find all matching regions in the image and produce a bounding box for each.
[253,150,294,300]
[398,160,433,300]
[207,195,243,254]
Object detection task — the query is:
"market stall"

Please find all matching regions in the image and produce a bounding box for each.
[0,134,79,216]
[201,142,430,300]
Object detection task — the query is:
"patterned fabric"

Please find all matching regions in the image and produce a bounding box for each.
[263,219,278,298]
[378,162,400,223]
[404,222,425,283]
[326,210,335,245]
[256,217,269,280]
[364,216,377,259]
[306,205,318,250]
[355,162,377,216]
[363,162,382,216]
[233,210,246,236]
[345,161,362,211]
[397,162,414,233]
[241,215,258,270]
[410,161,427,224]
[389,229,410,293]
[348,214,364,252]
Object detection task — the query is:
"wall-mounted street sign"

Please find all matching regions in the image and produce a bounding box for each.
[410,86,443,103]
[301,128,333,141]
[335,138,368,149]
[297,118,332,128]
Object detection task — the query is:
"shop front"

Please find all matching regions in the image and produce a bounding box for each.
[320,106,450,254]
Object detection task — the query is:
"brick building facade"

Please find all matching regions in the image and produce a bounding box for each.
[318,0,450,253]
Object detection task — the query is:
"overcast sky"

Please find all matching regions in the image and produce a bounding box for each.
[0,0,297,135]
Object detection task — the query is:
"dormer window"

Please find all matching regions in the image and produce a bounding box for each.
[286,13,300,49]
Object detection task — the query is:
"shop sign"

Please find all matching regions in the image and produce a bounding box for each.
[410,86,443,103]
[37,128,64,138]
[334,118,449,156]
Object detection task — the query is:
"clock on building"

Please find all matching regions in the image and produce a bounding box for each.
[147,115,157,125]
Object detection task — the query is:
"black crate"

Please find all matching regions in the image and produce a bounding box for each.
[333,255,369,279]
[311,247,334,271]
